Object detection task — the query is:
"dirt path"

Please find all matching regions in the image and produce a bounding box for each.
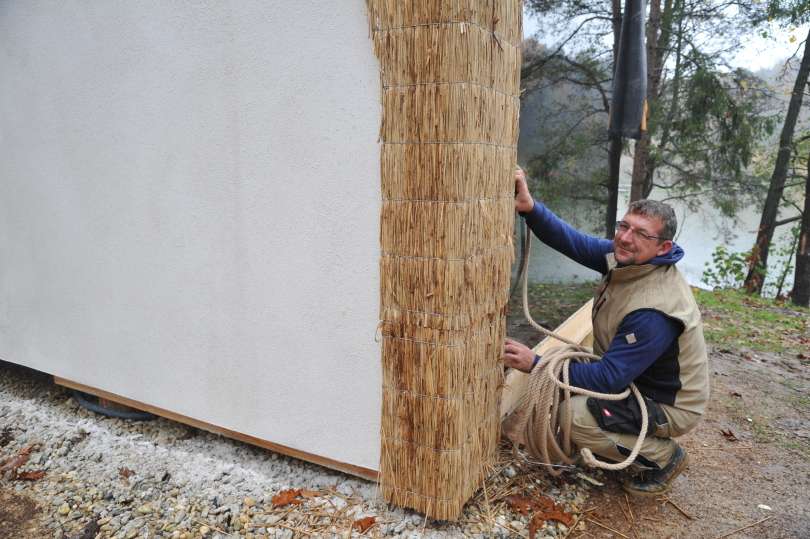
[0,489,46,538]
[575,346,810,538]
[505,283,810,538]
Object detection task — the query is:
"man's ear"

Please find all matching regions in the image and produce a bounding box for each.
[656,239,673,257]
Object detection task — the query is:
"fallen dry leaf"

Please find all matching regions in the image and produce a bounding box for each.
[15,470,46,481]
[0,444,38,475]
[508,493,575,535]
[721,429,739,442]
[529,507,575,537]
[0,453,29,474]
[529,514,541,539]
[118,467,135,479]
[300,489,320,498]
[544,508,575,527]
[352,516,376,533]
[272,489,303,507]
[505,494,535,516]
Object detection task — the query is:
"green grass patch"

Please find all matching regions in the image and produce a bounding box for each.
[509,280,598,330]
[695,288,810,355]
[510,284,809,355]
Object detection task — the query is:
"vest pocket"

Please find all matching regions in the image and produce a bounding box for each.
[586,395,669,437]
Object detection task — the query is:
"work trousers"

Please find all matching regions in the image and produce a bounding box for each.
[559,395,700,469]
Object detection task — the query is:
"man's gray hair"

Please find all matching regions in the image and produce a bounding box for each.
[627,199,677,240]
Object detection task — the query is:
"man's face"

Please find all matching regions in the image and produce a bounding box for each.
[613,212,673,265]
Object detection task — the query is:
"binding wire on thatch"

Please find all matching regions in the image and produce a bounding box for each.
[367,0,522,520]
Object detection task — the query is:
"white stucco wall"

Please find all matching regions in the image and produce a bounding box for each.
[0,2,382,470]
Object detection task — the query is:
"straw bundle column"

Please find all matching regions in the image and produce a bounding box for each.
[367,1,522,520]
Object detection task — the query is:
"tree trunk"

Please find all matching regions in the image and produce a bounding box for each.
[629,0,659,201]
[744,27,810,295]
[630,134,651,202]
[792,148,810,307]
[605,0,623,237]
[629,0,675,202]
[612,0,622,61]
[606,136,622,237]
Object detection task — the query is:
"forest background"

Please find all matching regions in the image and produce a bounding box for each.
[517,0,810,306]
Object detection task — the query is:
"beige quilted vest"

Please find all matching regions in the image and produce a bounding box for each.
[591,253,709,415]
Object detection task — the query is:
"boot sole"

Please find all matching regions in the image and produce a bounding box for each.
[622,451,689,498]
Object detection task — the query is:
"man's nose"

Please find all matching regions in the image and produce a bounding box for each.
[617,227,634,242]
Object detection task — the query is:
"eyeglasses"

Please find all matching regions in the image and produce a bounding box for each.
[615,221,669,242]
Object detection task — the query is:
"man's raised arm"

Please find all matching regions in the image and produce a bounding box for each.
[514,168,612,274]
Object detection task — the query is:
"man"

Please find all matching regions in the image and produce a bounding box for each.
[503,169,709,497]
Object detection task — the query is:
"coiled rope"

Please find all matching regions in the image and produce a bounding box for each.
[509,218,649,475]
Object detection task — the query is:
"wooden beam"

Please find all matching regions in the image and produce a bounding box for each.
[54,376,379,481]
[500,299,594,418]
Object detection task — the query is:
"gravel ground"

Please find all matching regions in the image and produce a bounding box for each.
[0,361,592,538]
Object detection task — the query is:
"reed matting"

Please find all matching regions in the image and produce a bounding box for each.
[368,0,522,520]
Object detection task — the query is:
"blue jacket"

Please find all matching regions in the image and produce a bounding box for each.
[522,201,683,394]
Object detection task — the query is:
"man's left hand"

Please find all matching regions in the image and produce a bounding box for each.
[514,168,534,213]
[503,338,537,373]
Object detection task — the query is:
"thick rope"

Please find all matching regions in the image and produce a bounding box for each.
[510,218,649,474]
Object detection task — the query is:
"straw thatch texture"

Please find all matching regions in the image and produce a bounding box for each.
[368,0,522,520]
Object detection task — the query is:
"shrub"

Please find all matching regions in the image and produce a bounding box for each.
[702,246,751,289]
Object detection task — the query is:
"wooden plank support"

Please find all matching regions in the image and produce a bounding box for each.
[54,376,379,482]
[500,298,594,419]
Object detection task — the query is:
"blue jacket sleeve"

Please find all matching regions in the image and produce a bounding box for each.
[567,310,682,393]
[520,201,613,274]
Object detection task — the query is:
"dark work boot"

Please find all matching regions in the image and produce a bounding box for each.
[622,445,689,497]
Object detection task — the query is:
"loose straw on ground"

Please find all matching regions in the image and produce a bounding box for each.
[713,515,773,538]
[660,496,694,520]
[587,516,630,538]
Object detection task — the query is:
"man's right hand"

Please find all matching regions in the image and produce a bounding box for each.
[514,167,534,213]
[502,338,537,373]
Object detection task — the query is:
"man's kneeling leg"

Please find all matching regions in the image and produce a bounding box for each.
[559,396,689,496]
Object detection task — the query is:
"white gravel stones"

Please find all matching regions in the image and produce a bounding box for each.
[0,363,590,537]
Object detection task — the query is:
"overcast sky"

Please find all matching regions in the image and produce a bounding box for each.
[522,13,808,72]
